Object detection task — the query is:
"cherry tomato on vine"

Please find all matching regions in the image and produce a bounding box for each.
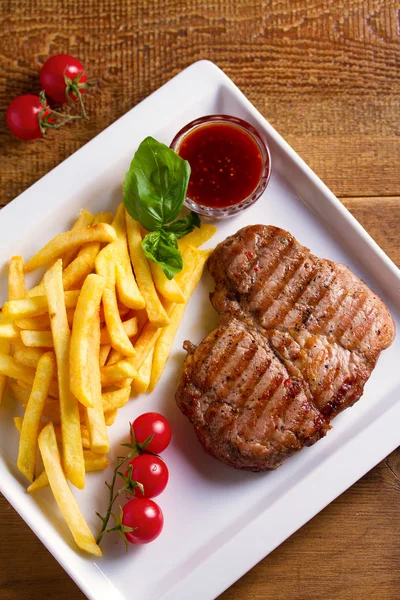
[122,498,164,544]
[132,412,171,454]
[40,54,87,104]
[126,454,169,499]
[6,94,50,140]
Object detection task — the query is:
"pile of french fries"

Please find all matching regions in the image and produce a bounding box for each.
[0,204,216,555]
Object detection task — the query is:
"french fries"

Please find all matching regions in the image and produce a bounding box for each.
[17,352,55,481]
[99,343,111,367]
[132,347,154,394]
[150,248,211,390]
[8,256,26,300]
[2,204,216,556]
[25,223,117,272]
[101,387,131,412]
[62,212,113,290]
[2,290,79,321]
[44,260,85,490]
[112,204,145,310]
[102,288,136,356]
[38,423,102,556]
[100,316,137,345]
[149,261,185,303]
[125,212,170,327]
[20,330,53,348]
[27,451,110,493]
[178,223,217,252]
[14,347,45,369]
[0,340,9,405]
[84,310,109,454]
[62,209,96,268]
[70,274,106,408]
[100,360,137,387]
[0,322,20,340]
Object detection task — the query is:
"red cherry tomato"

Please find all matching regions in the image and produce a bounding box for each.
[132,412,171,454]
[126,454,169,498]
[122,498,164,544]
[40,54,87,103]
[6,95,50,141]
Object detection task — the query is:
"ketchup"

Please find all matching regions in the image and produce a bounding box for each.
[177,122,264,209]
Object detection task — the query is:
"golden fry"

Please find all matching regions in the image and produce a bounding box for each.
[0,322,20,340]
[8,380,31,405]
[20,330,53,348]
[149,261,185,303]
[104,410,118,426]
[0,255,24,403]
[13,416,23,432]
[150,248,210,390]
[62,212,112,290]
[16,314,51,330]
[100,316,137,345]
[38,423,102,556]
[14,415,89,447]
[25,223,117,272]
[44,260,85,489]
[113,205,145,310]
[127,250,200,371]
[17,352,55,482]
[125,212,170,327]
[62,209,96,268]
[26,284,45,298]
[95,243,116,287]
[115,261,145,309]
[178,223,217,252]
[132,347,153,394]
[174,245,200,289]
[101,387,130,412]
[102,288,135,356]
[100,359,137,387]
[27,450,110,493]
[2,290,79,321]
[0,340,9,405]
[99,343,111,368]
[8,256,25,300]
[84,310,109,454]
[128,322,163,372]
[0,353,36,385]
[14,347,45,369]
[106,348,123,365]
[114,377,134,389]
[70,274,106,408]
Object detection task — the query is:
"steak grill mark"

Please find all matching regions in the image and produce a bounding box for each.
[175,225,395,471]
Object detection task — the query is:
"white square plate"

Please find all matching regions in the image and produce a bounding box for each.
[0,60,399,600]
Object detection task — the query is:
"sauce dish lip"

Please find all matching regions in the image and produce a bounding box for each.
[170,114,272,219]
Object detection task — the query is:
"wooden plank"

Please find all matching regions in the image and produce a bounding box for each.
[341,196,400,266]
[0,1,399,203]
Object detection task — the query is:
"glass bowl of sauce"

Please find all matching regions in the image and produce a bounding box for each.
[170,114,271,218]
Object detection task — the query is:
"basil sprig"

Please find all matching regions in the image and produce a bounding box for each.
[123,136,200,279]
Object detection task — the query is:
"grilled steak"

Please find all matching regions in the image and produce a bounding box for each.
[176,225,395,471]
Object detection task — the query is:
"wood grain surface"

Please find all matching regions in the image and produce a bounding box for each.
[0,1,399,599]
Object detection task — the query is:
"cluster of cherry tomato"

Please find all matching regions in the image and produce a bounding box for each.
[6,54,89,141]
[106,412,172,546]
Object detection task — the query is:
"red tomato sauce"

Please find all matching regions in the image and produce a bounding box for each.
[177,123,264,208]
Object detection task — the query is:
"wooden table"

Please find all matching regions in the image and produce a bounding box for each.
[1,1,399,598]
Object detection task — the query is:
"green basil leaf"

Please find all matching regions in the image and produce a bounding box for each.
[123,136,191,232]
[163,212,201,239]
[141,229,183,280]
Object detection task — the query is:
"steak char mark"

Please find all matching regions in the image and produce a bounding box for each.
[175,225,395,471]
